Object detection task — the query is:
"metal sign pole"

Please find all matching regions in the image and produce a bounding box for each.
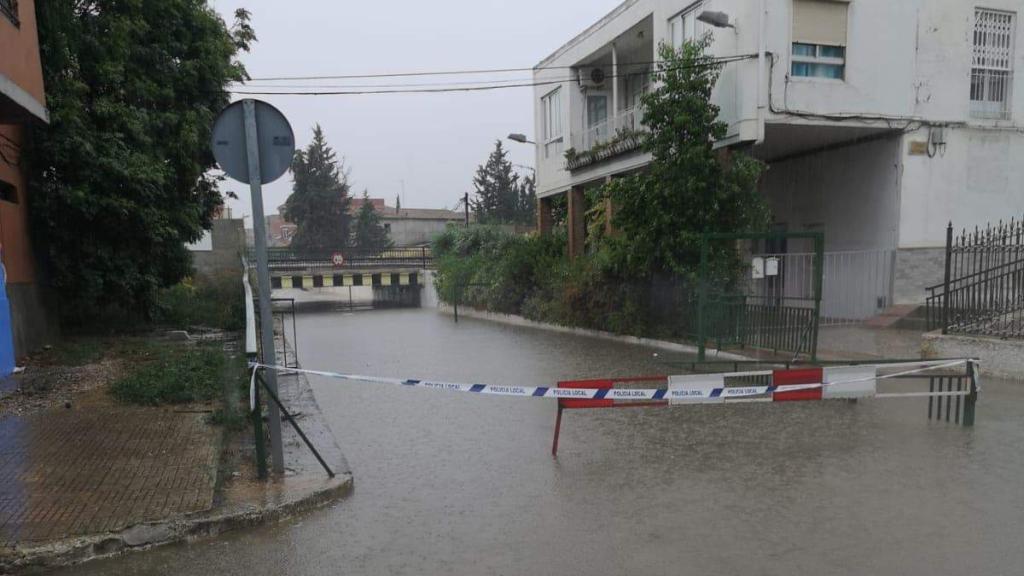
[243,99,285,474]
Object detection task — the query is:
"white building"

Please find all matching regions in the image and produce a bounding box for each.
[533,0,1024,312]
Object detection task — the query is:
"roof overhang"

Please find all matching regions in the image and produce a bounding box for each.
[0,72,48,124]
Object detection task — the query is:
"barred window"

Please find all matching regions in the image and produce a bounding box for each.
[971,9,1015,120]
[0,0,18,27]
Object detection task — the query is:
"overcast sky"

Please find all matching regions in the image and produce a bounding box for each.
[210,0,621,219]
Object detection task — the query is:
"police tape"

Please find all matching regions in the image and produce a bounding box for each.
[248,359,972,409]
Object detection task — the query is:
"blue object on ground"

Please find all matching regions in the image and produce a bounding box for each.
[0,262,16,377]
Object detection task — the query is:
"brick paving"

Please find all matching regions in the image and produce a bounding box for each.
[0,390,219,546]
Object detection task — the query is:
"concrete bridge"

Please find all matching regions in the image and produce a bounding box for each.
[258,247,432,308]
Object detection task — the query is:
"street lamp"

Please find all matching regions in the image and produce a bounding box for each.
[696,10,735,29]
[507,133,535,145]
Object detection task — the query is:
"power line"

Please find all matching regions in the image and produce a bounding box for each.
[239,76,536,90]
[229,54,758,96]
[241,60,658,82]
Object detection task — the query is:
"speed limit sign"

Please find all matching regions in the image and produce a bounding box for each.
[331,252,345,267]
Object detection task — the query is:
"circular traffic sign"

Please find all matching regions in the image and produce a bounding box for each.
[211,99,295,184]
[331,252,345,267]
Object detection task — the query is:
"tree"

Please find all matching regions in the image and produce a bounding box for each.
[395,194,401,212]
[27,2,254,316]
[352,191,392,252]
[470,141,534,225]
[283,125,352,251]
[606,38,770,276]
[517,173,537,226]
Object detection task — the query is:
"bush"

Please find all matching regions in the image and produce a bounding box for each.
[434,226,566,314]
[110,343,225,406]
[151,272,245,331]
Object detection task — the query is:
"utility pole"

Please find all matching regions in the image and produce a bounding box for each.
[464,192,470,226]
[243,100,285,474]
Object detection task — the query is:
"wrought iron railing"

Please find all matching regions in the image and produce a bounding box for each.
[926,218,1024,337]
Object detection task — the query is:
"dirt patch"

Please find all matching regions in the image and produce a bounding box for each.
[0,358,127,417]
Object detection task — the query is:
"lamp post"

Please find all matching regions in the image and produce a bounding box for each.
[507,133,535,145]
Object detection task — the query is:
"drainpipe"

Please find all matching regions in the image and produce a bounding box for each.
[755,0,767,145]
[611,42,619,123]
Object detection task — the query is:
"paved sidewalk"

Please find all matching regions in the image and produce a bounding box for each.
[0,388,219,547]
[0,335,352,573]
[815,324,926,361]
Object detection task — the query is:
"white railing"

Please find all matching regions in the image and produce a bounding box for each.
[571,107,646,153]
[747,249,895,325]
[242,258,257,358]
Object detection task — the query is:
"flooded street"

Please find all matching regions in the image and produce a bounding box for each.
[53,308,1024,575]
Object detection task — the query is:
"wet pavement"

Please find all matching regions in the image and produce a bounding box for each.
[49,309,1024,575]
[0,387,218,547]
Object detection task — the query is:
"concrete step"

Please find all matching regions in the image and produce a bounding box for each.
[864,304,927,330]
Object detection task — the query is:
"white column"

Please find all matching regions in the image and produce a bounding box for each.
[611,42,619,120]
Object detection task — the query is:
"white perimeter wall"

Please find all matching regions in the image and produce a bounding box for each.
[762,135,900,252]
[899,127,1024,248]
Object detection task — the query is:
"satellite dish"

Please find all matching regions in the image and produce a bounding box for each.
[211,99,295,184]
[590,68,606,85]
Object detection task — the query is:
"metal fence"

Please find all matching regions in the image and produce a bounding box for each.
[249,246,433,273]
[926,219,1024,338]
[700,294,817,357]
[750,250,894,325]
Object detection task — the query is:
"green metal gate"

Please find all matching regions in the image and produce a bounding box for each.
[696,231,824,361]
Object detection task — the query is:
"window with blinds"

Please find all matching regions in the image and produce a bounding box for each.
[541,88,563,159]
[791,0,848,80]
[971,8,1015,120]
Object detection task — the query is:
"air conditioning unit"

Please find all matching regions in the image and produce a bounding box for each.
[579,67,607,90]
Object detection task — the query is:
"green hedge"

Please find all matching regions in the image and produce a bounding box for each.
[432,227,687,338]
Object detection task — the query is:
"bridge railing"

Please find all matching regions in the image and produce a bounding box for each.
[249,246,433,272]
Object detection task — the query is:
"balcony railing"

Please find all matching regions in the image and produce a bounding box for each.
[1,0,18,26]
[566,107,646,171]
[970,69,1013,120]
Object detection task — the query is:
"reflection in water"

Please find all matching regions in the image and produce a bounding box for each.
[52,309,1024,576]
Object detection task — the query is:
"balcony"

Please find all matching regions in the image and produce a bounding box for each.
[565,106,647,171]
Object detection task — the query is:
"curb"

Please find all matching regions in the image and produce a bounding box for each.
[0,470,352,573]
[437,303,752,361]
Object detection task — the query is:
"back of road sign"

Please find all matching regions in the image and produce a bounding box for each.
[211,100,294,184]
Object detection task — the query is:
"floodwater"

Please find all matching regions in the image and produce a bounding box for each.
[50,309,1024,575]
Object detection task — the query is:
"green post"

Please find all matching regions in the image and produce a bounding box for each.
[697,236,709,361]
[810,232,824,362]
[963,360,977,426]
[251,365,268,479]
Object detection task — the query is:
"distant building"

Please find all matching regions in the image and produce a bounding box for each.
[350,199,466,246]
[1,0,59,354]
[265,213,297,247]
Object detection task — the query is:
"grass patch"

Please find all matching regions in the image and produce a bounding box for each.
[110,342,226,406]
[208,407,249,431]
[151,272,245,331]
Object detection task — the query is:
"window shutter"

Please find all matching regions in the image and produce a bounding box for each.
[793,0,848,46]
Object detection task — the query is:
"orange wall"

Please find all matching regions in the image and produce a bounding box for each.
[0,125,36,284]
[0,0,44,286]
[0,0,45,105]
